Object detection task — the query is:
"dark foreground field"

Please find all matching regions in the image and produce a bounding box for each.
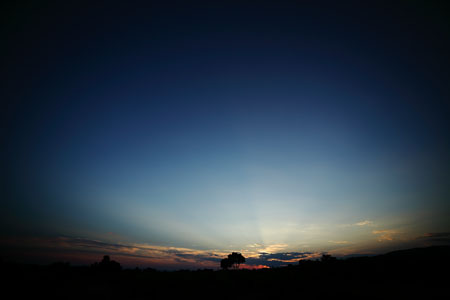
[2,246,449,299]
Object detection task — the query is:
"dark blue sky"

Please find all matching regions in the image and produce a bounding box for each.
[1,1,450,268]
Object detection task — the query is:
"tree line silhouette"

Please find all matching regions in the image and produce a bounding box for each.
[1,246,449,299]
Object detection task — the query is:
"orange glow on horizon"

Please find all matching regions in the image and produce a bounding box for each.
[239,264,270,270]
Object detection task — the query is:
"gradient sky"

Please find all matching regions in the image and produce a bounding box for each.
[1,1,450,269]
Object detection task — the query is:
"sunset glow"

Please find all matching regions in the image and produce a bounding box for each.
[1,1,449,270]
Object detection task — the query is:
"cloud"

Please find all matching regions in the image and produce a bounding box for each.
[339,220,375,228]
[246,243,263,248]
[354,220,374,226]
[420,232,450,238]
[416,232,450,244]
[0,236,325,269]
[328,240,351,245]
[59,238,321,268]
[258,244,289,254]
[246,252,321,267]
[0,236,226,269]
[372,230,401,242]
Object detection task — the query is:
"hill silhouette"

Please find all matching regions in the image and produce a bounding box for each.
[379,245,450,260]
[1,246,449,299]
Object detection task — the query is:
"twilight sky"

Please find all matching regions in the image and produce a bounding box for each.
[1,1,450,269]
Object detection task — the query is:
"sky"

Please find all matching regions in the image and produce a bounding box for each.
[1,1,450,269]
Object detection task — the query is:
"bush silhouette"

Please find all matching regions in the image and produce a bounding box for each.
[221,252,245,270]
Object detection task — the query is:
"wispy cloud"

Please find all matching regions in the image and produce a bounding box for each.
[340,220,375,228]
[354,220,374,227]
[372,230,400,242]
[328,240,351,245]
[0,236,227,269]
[416,232,450,244]
[258,244,289,254]
[420,232,450,238]
[0,236,323,269]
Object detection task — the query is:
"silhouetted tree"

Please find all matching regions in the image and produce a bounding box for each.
[221,258,232,270]
[321,254,337,263]
[91,255,122,272]
[221,252,246,270]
